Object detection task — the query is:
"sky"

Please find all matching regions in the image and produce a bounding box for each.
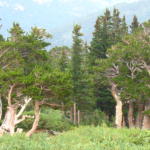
[0,0,144,47]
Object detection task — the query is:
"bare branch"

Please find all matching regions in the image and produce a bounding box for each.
[16,97,32,119]
[15,115,34,125]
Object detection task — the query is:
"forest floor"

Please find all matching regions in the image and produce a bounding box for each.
[0,126,150,150]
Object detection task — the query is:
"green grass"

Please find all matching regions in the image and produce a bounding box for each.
[0,126,150,150]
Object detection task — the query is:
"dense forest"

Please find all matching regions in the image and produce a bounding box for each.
[0,8,150,139]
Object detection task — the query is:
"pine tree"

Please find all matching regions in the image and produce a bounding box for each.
[72,24,83,104]
[130,15,139,33]
[71,25,93,110]
[90,9,112,64]
[89,17,102,64]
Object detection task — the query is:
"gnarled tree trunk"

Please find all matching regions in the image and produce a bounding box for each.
[26,101,41,137]
[0,96,32,136]
[136,101,144,128]
[111,83,123,128]
[0,105,17,135]
[0,85,16,135]
[128,101,135,128]
[142,100,150,129]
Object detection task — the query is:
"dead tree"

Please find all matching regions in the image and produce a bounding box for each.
[0,84,32,136]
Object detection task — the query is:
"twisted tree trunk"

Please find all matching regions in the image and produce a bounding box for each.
[111,83,123,128]
[0,85,16,135]
[26,101,41,137]
[0,94,32,136]
[0,105,16,135]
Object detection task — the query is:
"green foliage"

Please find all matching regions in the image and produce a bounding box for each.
[80,110,110,126]
[89,8,128,117]
[0,127,150,150]
[90,8,128,63]
[19,108,73,131]
[49,46,71,71]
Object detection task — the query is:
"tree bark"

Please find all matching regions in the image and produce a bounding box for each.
[26,101,41,137]
[136,102,144,128]
[0,105,16,135]
[111,83,123,128]
[0,96,32,136]
[128,101,135,128]
[142,100,150,129]
[7,84,15,106]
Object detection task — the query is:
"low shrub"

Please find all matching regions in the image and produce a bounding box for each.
[18,108,73,132]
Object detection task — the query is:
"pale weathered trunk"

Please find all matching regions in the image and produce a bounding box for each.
[128,101,135,128]
[0,96,32,136]
[111,83,123,128]
[26,101,41,137]
[0,85,16,135]
[0,105,16,135]
[142,100,150,129]
[136,102,144,128]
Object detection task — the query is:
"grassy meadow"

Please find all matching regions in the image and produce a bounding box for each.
[0,126,150,150]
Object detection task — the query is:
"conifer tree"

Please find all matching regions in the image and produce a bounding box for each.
[72,24,83,104]
[90,9,112,64]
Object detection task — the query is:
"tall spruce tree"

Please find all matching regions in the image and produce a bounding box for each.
[71,25,93,110]
[90,9,112,64]
[72,24,83,105]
